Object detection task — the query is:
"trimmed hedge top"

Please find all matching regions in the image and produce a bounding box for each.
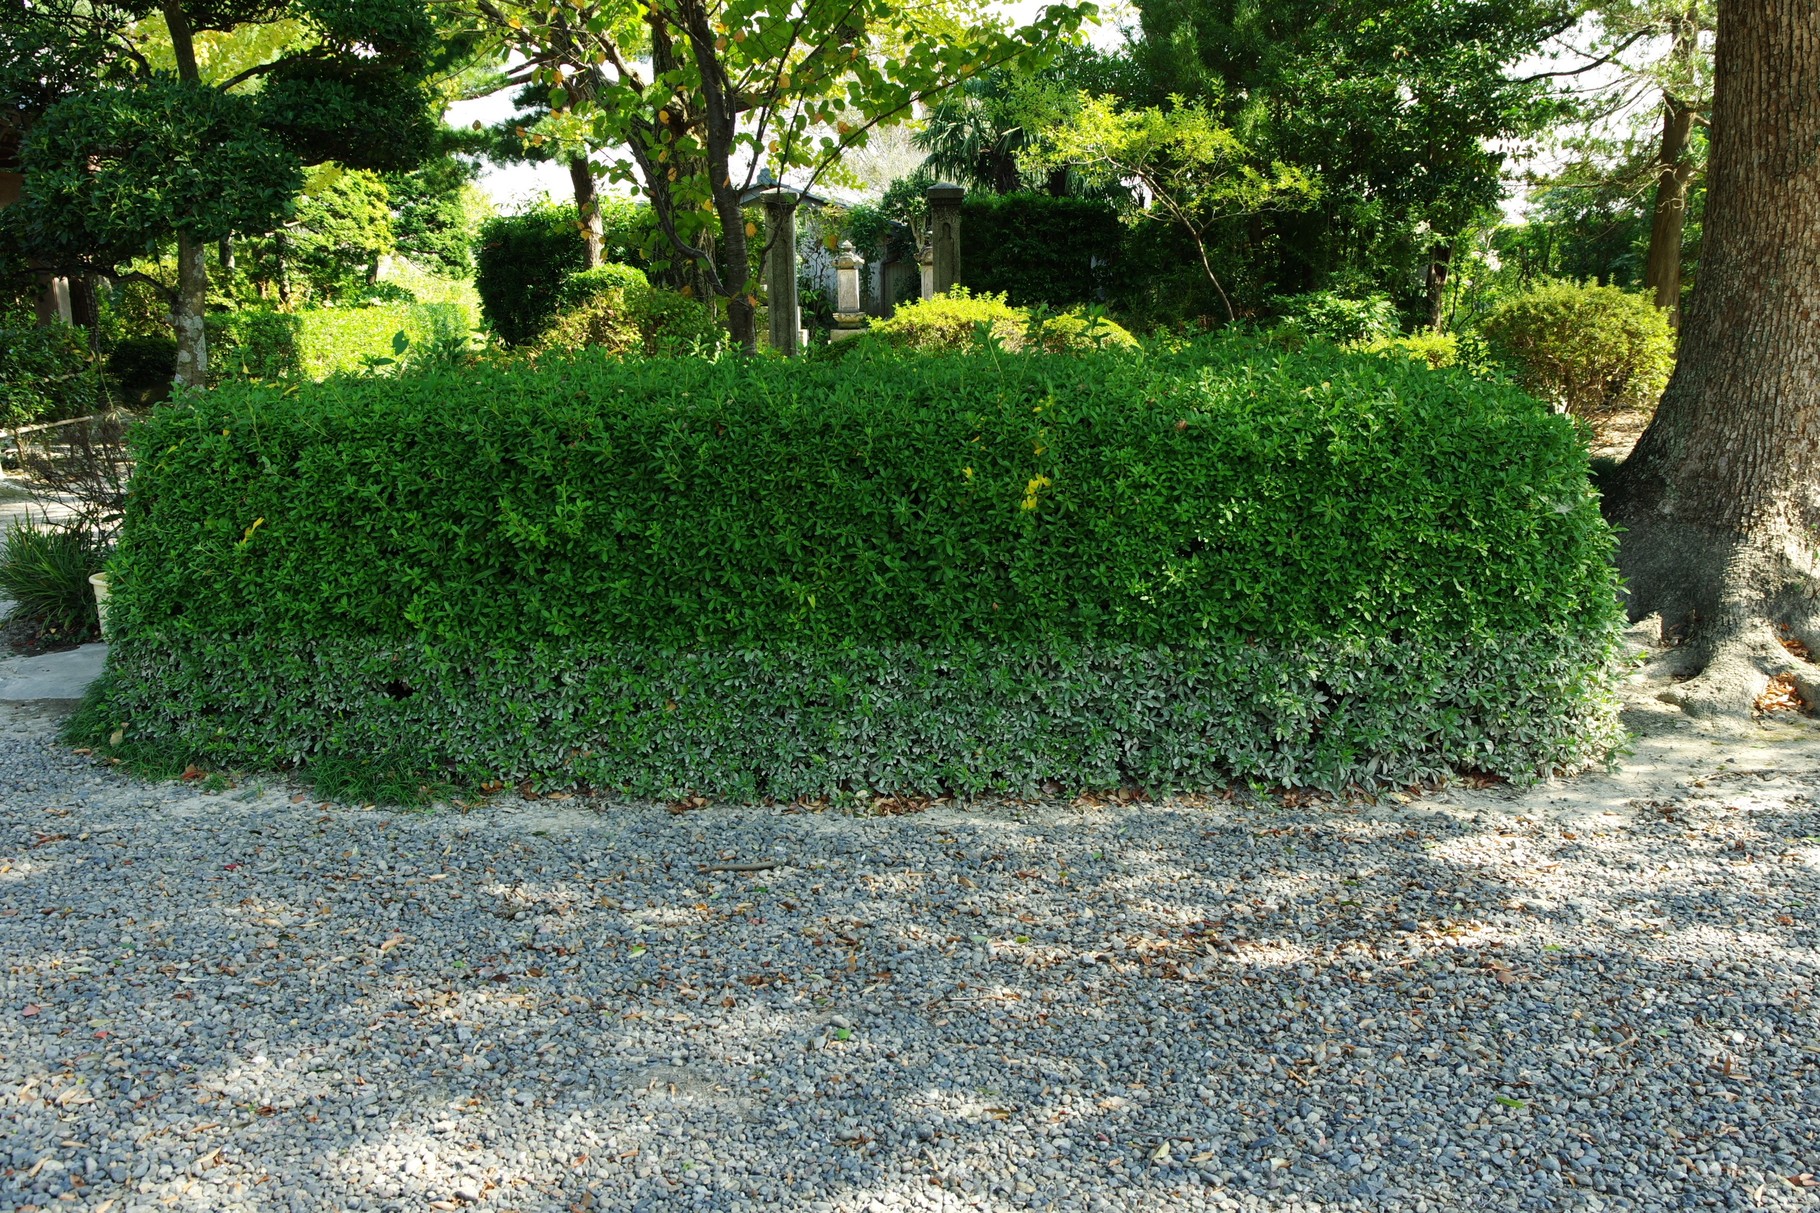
[114,340,1617,653]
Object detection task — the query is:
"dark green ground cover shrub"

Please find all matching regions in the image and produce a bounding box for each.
[75,340,1624,797]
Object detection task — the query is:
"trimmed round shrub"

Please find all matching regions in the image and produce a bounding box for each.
[80,340,1624,798]
[631,286,727,355]
[473,203,588,345]
[1,319,109,425]
[534,278,725,358]
[534,289,641,357]
[104,335,178,408]
[558,263,649,309]
[1481,280,1675,415]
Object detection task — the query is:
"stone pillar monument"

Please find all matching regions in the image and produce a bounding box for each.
[831,240,869,342]
[926,183,964,295]
[916,239,935,300]
[762,191,800,356]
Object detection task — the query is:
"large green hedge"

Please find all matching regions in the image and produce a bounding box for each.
[961,193,1124,308]
[77,340,1624,796]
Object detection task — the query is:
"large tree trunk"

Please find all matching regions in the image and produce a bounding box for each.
[1424,242,1452,332]
[568,155,603,269]
[164,0,209,390]
[680,4,756,352]
[1604,0,1820,718]
[1642,92,1697,324]
[172,231,210,389]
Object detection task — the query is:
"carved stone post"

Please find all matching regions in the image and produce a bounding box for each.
[926,182,964,295]
[762,191,800,356]
[916,240,935,300]
[831,240,869,342]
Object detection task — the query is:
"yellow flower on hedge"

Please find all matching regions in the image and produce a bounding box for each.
[1021,474,1052,511]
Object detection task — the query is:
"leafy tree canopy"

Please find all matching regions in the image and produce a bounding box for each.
[475,0,1095,348]
[1131,0,1578,303]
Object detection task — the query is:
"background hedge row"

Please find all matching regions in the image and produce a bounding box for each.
[79,339,1625,794]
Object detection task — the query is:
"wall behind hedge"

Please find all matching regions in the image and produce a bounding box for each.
[81,340,1625,795]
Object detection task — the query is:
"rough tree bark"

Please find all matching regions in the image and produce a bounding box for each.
[163,0,208,389]
[1642,14,1702,326]
[1642,95,1695,322]
[678,0,757,353]
[172,231,209,388]
[568,155,603,269]
[1425,243,1452,333]
[1604,0,1820,718]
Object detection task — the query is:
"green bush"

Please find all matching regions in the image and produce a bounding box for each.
[1031,309,1141,352]
[535,274,726,359]
[0,519,104,643]
[1356,331,1460,369]
[473,204,589,345]
[79,340,1624,797]
[1270,292,1401,345]
[97,276,173,347]
[868,289,1137,353]
[869,288,1023,350]
[1480,280,1675,415]
[535,289,641,357]
[105,335,177,407]
[961,193,1125,307]
[295,302,468,379]
[627,286,727,355]
[558,263,650,309]
[206,309,303,382]
[1,319,109,426]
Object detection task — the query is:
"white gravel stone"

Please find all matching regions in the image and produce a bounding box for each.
[0,693,1817,1213]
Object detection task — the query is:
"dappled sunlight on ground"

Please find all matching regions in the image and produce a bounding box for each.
[2,694,1818,1212]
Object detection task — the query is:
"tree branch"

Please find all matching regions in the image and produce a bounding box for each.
[1515,25,1658,84]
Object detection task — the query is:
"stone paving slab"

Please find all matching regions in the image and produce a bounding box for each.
[0,641,107,702]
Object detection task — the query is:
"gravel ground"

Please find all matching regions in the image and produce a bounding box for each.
[2,693,1819,1213]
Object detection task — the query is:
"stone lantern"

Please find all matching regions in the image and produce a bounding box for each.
[831,240,869,340]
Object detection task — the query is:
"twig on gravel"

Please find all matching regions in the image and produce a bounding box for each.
[698,861,782,873]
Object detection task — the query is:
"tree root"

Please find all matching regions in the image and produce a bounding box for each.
[1649,618,1820,720]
